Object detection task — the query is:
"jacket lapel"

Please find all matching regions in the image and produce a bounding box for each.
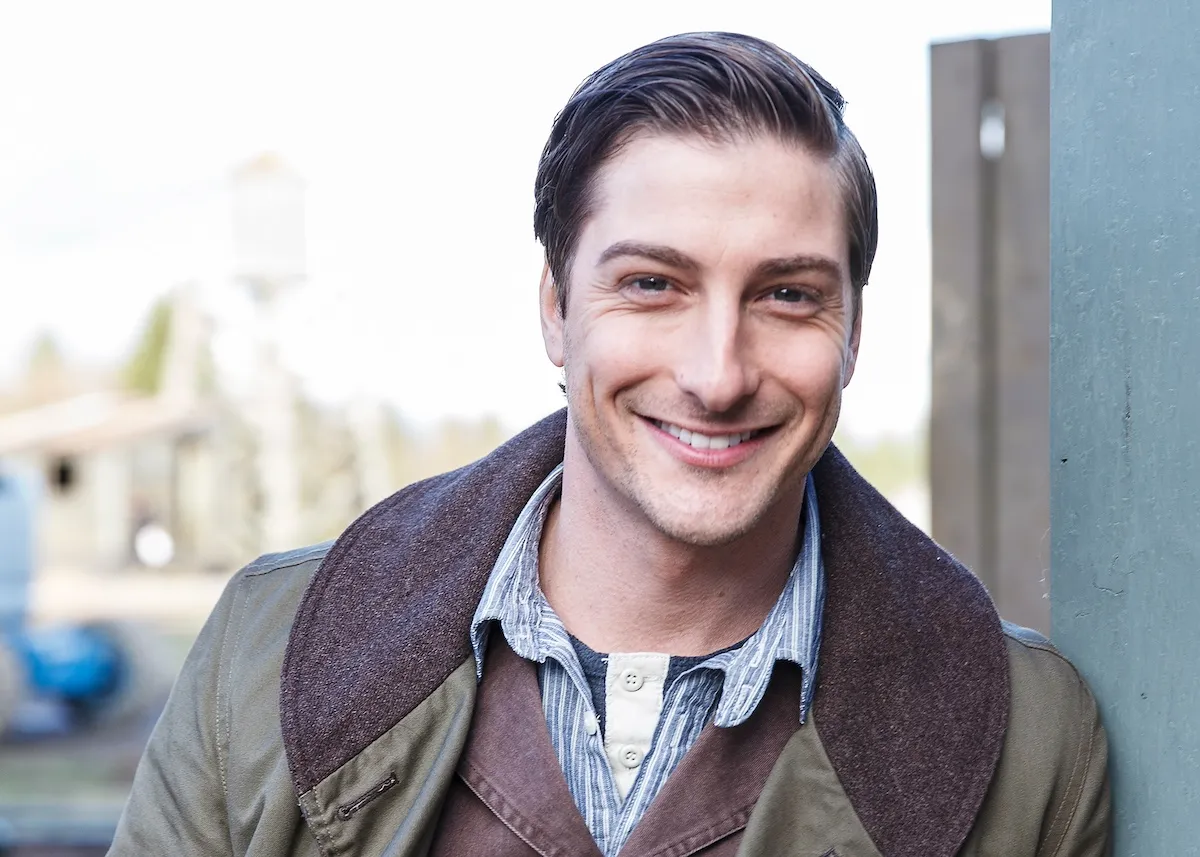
[280,411,568,798]
[280,410,1009,857]
[298,659,478,857]
[617,663,803,857]
[453,636,603,857]
[810,447,1009,856]
[738,712,883,857]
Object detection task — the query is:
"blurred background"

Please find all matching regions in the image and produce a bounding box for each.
[0,0,1051,850]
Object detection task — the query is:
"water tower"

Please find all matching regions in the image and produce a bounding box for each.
[231,154,305,552]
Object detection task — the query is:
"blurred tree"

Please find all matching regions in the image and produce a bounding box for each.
[11,330,76,407]
[196,343,218,396]
[25,331,65,379]
[832,426,928,500]
[122,297,173,395]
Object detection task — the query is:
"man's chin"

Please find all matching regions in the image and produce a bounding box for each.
[642,501,765,548]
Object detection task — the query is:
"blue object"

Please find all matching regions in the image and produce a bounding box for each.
[0,466,38,636]
[12,625,121,703]
[0,465,124,730]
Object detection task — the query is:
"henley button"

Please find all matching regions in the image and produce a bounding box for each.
[619,746,643,769]
[620,668,644,692]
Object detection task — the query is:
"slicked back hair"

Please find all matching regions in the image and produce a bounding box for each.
[533,32,878,317]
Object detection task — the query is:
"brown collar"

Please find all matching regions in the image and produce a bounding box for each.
[281,409,1008,857]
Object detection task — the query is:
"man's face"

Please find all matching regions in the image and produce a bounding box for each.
[540,132,861,547]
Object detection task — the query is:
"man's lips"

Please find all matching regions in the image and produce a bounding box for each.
[644,417,775,451]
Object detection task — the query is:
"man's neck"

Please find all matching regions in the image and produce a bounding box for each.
[538,454,803,657]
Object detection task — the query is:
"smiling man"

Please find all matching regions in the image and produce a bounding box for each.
[110,33,1110,857]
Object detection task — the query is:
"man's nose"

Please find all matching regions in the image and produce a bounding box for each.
[674,298,760,413]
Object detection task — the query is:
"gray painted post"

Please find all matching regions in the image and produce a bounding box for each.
[931,38,990,587]
[1052,0,1200,851]
[931,34,1050,634]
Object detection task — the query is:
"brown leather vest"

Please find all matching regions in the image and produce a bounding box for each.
[428,637,803,857]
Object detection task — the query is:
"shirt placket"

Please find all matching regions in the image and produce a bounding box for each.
[609,666,723,850]
[540,629,622,850]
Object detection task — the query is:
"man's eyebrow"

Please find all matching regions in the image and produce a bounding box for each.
[752,254,845,282]
[596,242,844,284]
[596,241,700,272]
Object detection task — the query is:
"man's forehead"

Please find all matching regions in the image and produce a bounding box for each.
[578,133,849,274]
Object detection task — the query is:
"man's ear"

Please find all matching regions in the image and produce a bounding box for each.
[843,293,863,387]
[539,263,565,368]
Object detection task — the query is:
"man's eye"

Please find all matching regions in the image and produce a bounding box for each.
[770,287,813,303]
[631,276,671,292]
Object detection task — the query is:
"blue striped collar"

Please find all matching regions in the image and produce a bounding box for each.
[470,463,826,725]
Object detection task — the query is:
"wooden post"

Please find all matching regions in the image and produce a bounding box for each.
[1052,0,1200,848]
[930,33,1051,633]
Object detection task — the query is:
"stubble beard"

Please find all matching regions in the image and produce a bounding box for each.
[568,403,804,549]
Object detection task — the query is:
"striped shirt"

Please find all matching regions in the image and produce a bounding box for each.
[470,464,825,857]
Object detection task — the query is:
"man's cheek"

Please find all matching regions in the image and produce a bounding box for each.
[574,330,662,380]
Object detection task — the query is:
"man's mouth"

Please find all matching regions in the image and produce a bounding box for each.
[649,419,768,450]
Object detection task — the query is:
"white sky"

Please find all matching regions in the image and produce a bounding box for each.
[0,0,1048,438]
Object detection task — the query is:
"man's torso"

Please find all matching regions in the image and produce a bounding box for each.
[108,417,1108,856]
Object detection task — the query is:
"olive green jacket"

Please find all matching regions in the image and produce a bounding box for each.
[109,411,1110,857]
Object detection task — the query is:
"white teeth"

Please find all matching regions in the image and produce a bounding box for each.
[654,420,759,451]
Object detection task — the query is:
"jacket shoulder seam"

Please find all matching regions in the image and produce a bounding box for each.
[1001,627,1103,856]
[1002,623,1068,662]
[242,541,334,577]
[1047,710,1100,857]
[214,575,250,833]
[1002,629,1093,704]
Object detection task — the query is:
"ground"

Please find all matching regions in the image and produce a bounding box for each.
[0,565,226,849]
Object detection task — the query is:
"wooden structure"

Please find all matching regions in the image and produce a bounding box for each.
[930,33,1051,633]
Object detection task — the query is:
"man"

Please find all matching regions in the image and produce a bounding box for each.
[110,32,1110,857]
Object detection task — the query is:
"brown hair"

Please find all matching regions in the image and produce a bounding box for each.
[533,31,878,316]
